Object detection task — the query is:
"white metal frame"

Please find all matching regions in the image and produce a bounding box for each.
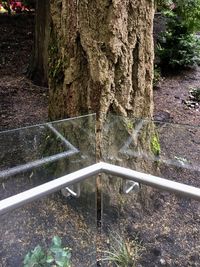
[1,162,200,216]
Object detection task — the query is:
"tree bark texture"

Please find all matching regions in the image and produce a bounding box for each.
[29,0,50,85]
[47,0,155,208]
[48,0,154,122]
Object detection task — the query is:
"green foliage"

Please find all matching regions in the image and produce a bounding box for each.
[157,0,200,32]
[158,33,200,68]
[23,236,71,267]
[151,134,161,156]
[102,233,143,267]
[172,0,200,33]
[189,87,200,102]
[157,7,200,69]
[155,0,173,10]
[156,1,200,69]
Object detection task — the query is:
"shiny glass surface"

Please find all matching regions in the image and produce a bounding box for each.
[1,113,200,266]
[100,115,200,266]
[0,114,96,199]
[0,114,96,266]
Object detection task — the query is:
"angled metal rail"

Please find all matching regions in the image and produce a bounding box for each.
[1,162,200,216]
[0,124,79,180]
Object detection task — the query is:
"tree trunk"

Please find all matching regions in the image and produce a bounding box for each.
[48,0,154,155]
[28,0,50,86]
[46,0,155,209]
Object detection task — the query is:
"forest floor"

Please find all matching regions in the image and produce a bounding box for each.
[0,13,48,131]
[0,13,200,267]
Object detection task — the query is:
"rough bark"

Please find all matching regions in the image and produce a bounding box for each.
[47,0,155,209]
[28,0,50,86]
[48,0,154,153]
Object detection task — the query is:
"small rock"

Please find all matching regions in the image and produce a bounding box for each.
[160,258,166,265]
[153,110,172,122]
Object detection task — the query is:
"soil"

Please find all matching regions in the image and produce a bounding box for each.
[0,13,48,131]
[0,13,200,267]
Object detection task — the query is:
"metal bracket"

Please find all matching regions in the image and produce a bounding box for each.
[122,180,140,194]
[61,183,81,198]
[1,162,200,216]
[61,180,140,198]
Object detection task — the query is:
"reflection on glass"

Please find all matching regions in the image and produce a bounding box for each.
[0,179,97,266]
[0,114,96,199]
[0,113,200,266]
[0,114,97,266]
[100,114,200,267]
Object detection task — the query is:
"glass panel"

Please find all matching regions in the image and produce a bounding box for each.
[1,113,200,266]
[100,114,200,266]
[0,180,96,266]
[0,114,96,198]
[0,114,97,266]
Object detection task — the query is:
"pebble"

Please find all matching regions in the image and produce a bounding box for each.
[160,258,166,265]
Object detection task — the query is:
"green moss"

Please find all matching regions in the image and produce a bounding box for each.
[151,134,161,156]
[127,121,133,130]
[48,35,64,85]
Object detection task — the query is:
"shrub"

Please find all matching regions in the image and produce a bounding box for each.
[172,0,200,33]
[157,10,200,69]
[156,0,200,32]
[155,0,173,11]
[189,87,200,102]
[23,236,71,267]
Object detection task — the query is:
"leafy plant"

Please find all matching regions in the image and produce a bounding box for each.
[157,11,200,69]
[155,0,173,11]
[156,0,200,69]
[157,0,200,32]
[101,233,144,267]
[172,0,200,33]
[189,87,200,102]
[23,236,71,267]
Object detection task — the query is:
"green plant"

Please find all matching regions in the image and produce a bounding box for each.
[156,0,200,69]
[23,236,71,267]
[172,0,200,33]
[157,13,200,69]
[151,134,161,156]
[189,87,200,102]
[101,233,143,267]
[157,0,200,32]
[155,0,173,11]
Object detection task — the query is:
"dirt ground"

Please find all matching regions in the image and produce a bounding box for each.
[0,13,200,267]
[0,14,48,131]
